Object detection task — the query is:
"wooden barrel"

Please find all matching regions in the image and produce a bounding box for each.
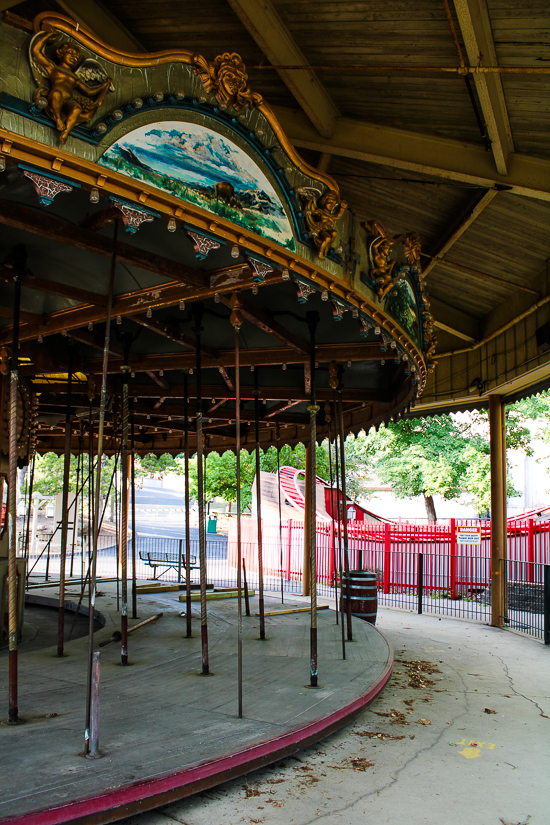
[341,570,378,625]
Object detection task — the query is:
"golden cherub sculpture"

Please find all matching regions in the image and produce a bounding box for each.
[299,189,347,260]
[29,31,114,144]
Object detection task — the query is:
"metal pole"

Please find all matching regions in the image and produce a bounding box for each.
[235,324,243,717]
[8,247,23,724]
[489,394,506,628]
[253,370,265,639]
[418,553,424,615]
[87,651,101,759]
[307,313,319,687]
[544,565,550,646]
[70,437,82,579]
[184,373,192,638]
[336,384,353,642]
[332,393,346,659]
[325,402,339,623]
[131,407,137,619]
[23,453,35,585]
[243,558,250,617]
[120,361,130,665]
[193,306,208,673]
[276,438,284,604]
[58,345,73,657]
[85,220,117,754]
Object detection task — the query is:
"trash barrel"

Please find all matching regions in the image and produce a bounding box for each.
[207,514,217,534]
[341,570,378,625]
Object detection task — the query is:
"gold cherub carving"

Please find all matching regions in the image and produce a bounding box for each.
[362,220,398,301]
[402,232,422,272]
[29,30,114,144]
[299,189,347,260]
[193,52,262,111]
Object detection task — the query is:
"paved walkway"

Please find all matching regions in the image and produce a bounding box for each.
[0,588,390,824]
[120,606,550,825]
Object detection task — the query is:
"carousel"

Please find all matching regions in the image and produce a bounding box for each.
[0,12,431,823]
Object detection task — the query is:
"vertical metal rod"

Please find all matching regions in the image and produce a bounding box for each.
[325,406,339,623]
[544,565,550,646]
[235,326,243,717]
[131,409,137,620]
[243,558,250,616]
[88,651,101,758]
[23,452,35,578]
[307,313,319,688]
[85,220,117,754]
[332,392,346,658]
[194,308,208,673]
[58,346,73,657]
[253,370,265,639]
[276,440,284,604]
[418,553,424,615]
[337,388,352,641]
[120,362,130,665]
[8,257,22,724]
[70,438,82,578]
[114,453,119,613]
[184,373,192,638]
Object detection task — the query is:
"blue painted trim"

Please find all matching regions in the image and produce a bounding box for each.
[18,162,82,188]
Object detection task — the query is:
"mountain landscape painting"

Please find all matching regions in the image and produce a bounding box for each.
[100,122,295,249]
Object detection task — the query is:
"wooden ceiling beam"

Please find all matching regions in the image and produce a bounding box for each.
[429,296,478,343]
[453,0,514,175]
[273,106,550,203]
[133,402,307,427]
[219,294,310,355]
[146,371,170,391]
[0,200,208,290]
[226,0,338,139]
[422,188,498,279]
[66,327,124,357]
[128,313,218,360]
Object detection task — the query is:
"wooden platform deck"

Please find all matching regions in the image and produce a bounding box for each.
[0,589,392,825]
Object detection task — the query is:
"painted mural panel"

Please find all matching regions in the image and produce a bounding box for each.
[99,121,295,250]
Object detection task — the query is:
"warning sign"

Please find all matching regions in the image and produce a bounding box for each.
[456,526,482,545]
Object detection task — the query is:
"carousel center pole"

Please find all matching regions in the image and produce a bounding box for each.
[85,220,117,755]
[306,312,319,688]
[7,244,24,725]
[58,343,73,657]
[193,304,209,675]
[183,372,192,638]
[253,369,265,640]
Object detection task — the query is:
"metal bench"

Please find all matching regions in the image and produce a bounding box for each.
[139,550,198,580]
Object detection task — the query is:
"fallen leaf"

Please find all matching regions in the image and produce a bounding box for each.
[484,708,497,714]
[415,718,432,725]
[351,758,375,771]
[244,787,262,798]
[46,712,58,719]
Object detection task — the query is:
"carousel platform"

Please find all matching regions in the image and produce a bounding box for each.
[0,585,392,825]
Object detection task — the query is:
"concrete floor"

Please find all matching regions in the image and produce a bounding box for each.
[121,607,550,825]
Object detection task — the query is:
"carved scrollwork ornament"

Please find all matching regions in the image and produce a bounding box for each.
[362,220,399,301]
[299,189,347,260]
[192,52,262,111]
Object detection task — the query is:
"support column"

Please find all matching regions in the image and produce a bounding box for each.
[489,394,507,628]
[119,361,130,665]
[303,443,311,597]
[193,304,209,674]
[58,346,73,657]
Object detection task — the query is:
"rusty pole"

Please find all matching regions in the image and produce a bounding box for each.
[307,312,319,688]
[130,406,137,620]
[332,391,346,659]
[253,369,265,640]
[184,372,192,638]
[193,305,209,674]
[325,402,339,623]
[119,358,130,665]
[58,344,73,657]
[85,220,117,754]
[235,326,243,718]
[7,245,24,725]
[337,386,353,642]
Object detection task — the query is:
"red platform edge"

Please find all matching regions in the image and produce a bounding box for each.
[3,639,393,825]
